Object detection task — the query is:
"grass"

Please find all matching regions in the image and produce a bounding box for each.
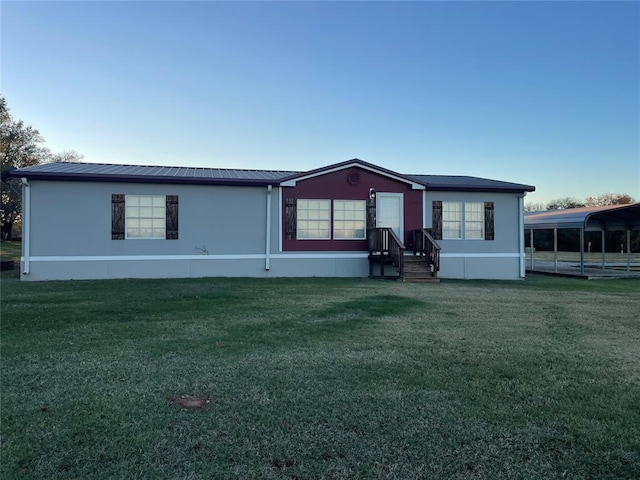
[0,240,21,264]
[1,274,639,479]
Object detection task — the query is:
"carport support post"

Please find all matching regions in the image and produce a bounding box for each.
[553,228,558,273]
[627,230,631,272]
[580,227,585,276]
[529,229,534,270]
[601,230,606,270]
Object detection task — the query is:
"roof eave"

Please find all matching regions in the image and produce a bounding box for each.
[426,185,535,193]
[9,171,278,187]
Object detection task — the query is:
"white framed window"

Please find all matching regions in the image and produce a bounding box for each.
[125,195,166,239]
[442,202,462,239]
[442,201,485,240]
[297,199,330,239]
[333,200,366,239]
[464,202,484,240]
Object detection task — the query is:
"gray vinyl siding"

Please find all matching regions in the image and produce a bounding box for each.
[437,257,521,280]
[21,180,526,281]
[23,181,370,281]
[424,191,524,279]
[28,180,278,257]
[22,257,371,281]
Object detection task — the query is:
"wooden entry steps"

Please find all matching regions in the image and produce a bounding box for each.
[368,254,440,283]
[402,255,440,283]
[368,227,441,283]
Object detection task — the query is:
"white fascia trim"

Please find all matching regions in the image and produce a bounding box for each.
[440,253,522,258]
[271,252,369,259]
[280,162,425,190]
[27,255,266,262]
[26,253,370,262]
[422,190,427,228]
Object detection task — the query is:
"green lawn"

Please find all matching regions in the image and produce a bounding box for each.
[0,240,21,264]
[1,275,639,479]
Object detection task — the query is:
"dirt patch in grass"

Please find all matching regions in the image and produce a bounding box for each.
[169,395,211,411]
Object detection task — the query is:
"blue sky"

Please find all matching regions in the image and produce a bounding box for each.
[2,1,638,205]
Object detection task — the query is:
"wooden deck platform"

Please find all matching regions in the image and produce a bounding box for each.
[526,261,640,279]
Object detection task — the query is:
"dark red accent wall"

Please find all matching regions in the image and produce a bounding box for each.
[282,167,423,252]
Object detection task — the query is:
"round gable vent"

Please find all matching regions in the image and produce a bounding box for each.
[347,172,360,185]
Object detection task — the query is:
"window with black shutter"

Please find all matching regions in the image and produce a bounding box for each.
[432,200,494,240]
[484,202,494,240]
[166,195,179,240]
[285,198,297,240]
[112,194,178,240]
[111,194,125,240]
[432,201,442,240]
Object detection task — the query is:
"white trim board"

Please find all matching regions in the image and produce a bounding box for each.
[273,253,369,259]
[440,253,522,258]
[25,253,523,263]
[25,253,370,262]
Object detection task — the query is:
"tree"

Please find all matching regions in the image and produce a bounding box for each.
[0,98,49,171]
[584,193,636,207]
[524,202,546,213]
[47,149,84,163]
[527,193,636,214]
[1,97,50,239]
[546,197,585,210]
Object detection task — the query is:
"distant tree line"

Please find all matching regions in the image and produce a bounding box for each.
[525,193,636,213]
[1,96,83,239]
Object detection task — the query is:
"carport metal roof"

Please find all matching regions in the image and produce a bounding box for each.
[523,203,639,276]
[524,204,640,231]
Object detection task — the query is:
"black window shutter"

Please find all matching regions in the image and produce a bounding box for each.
[432,201,442,240]
[111,194,125,240]
[484,202,494,240]
[366,198,376,230]
[166,195,179,240]
[285,198,297,240]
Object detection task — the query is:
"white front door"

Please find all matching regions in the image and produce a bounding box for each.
[376,193,404,240]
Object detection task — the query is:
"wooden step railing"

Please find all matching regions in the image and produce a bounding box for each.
[413,228,441,274]
[368,227,405,276]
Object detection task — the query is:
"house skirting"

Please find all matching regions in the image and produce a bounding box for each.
[20,254,369,281]
[21,253,523,281]
[439,253,523,280]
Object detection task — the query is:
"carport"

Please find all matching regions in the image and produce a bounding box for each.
[524,204,640,277]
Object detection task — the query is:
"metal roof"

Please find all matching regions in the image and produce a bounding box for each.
[524,204,640,231]
[409,174,535,193]
[8,161,535,193]
[8,162,298,186]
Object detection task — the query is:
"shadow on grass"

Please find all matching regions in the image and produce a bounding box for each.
[217,295,428,352]
[303,295,426,322]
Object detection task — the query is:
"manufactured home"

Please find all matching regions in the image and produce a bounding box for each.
[8,159,534,281]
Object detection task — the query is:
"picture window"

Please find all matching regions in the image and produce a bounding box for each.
[125,195,166,239]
